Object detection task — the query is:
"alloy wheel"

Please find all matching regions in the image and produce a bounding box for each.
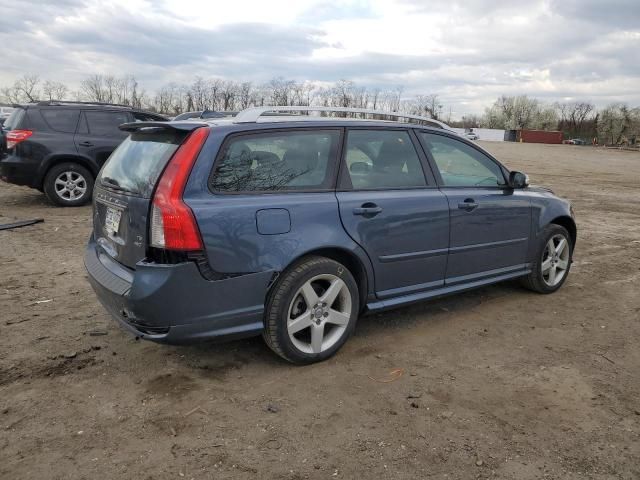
[54,171,87,201]
[541,234,570,287]
[287,274,352,354]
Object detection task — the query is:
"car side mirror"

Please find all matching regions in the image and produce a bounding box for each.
[508,171,529,189]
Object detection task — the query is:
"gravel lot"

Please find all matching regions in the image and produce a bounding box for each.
[1,142,639,479]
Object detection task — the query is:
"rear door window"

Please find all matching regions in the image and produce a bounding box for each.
[341,130,427,190]
[210,130,340,192]
[97,131,183,197]
[84,111,131,137]
[41,109,80,133]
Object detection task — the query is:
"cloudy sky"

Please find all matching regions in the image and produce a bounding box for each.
[1,0,638,116]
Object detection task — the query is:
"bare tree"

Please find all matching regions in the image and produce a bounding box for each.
[266,77,295,106]
[237,82,254,109]
[220,81,237,110]
[81,74,107,102]
[409,94,443,120]
[42,80,68,101]
[1,74,41,103]
[15,74,40,102]
[555,101,595,138]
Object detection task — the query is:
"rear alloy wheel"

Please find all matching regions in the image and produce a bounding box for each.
[263,256,359,364]
[521,224,573,293]
[44,162,94,207]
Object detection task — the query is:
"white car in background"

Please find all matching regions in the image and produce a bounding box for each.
[463,131,479,140]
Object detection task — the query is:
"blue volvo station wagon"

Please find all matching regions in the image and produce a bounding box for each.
[85,106,576,364]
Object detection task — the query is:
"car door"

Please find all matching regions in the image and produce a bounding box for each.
[336,128,450,299]
[75,110,132,169]
[418,131,531,284]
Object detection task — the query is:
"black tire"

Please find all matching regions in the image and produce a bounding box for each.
[521,224,573,294]
[263,256,359,364]
[43,162,94,207]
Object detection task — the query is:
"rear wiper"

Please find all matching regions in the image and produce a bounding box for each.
[101,177,134,194]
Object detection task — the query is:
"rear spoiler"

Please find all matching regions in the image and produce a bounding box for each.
[119,121,208,133]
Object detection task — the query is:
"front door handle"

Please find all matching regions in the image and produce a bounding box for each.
[78,141,94,147]
[353,203,382,217]
[458,198,478,211]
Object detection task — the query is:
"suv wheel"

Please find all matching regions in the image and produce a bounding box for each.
[521,224,572,293]
[263,256,359,364]
[44,162,94,207]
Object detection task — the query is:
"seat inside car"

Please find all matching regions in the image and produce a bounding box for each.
[370,137,423,187]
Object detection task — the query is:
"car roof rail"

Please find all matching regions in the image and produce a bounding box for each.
[35,100,135,109]
[233,105,454,130]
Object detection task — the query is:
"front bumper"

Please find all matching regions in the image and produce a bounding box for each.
[84,238,273,344]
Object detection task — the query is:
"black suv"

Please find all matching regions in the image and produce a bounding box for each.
[0,101,166,206]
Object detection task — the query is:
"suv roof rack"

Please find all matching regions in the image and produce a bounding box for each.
[233,106,454,131]
[35,100,134,109]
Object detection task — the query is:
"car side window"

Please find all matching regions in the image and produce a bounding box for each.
[342,130,427,190]
[84,111,130,137]
[41,109,80,133]
[420,133,505,187]
[210,130,340,192]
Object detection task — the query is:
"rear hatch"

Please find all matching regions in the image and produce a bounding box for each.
[93,127,188,269]
[0,107,26,157]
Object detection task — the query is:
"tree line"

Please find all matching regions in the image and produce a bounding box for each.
[2,74,639,145]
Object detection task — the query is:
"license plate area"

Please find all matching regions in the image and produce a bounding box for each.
[105,206,123,236]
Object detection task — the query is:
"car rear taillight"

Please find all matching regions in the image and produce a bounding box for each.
[6,129,33,149]
[150,127,209,251]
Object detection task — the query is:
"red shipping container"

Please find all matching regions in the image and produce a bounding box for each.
[518,130,563,144]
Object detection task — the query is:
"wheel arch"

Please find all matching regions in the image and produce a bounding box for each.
[272,247,372,313]
[549,215,577,251]
[38,155,98,189]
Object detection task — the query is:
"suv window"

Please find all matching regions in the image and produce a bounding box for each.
[420,133,505,187]
[342,130,427,189]
[3,108,25,131]
[84,111,130,136]
[210,130,340,192]
[41,109,80,133]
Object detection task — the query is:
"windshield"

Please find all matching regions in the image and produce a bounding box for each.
[98,130,183,197]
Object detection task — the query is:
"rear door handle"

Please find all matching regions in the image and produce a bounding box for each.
[78,141,93,147]
[458,198,478,211]
[353,203,382,217]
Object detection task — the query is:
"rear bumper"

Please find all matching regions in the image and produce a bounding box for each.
[84,238,273,344]
[0,154,40,188]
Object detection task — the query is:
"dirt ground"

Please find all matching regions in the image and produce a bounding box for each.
[1,142,639,479]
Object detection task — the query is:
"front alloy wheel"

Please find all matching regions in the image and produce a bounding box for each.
[541,234,570,287]
[521,224,573,294]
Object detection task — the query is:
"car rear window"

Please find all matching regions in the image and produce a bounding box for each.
[41,109,80,133]
[98,131,183,198]
[3,108,26,131]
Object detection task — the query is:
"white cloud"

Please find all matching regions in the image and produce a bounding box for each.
[0,0,638,115]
